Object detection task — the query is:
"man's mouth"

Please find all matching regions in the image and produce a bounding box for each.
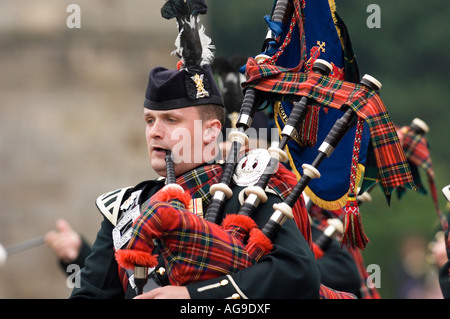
[152,146,169,154]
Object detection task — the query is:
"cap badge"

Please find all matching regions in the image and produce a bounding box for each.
[191,73,210,99]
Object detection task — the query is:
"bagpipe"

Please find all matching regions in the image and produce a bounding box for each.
[115,0,415,299]
[116,149,354,299]
[395,118,448,231]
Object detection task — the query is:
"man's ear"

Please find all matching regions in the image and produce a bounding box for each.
[203,119,222,145]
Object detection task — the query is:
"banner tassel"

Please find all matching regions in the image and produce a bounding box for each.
[342,194,368,249]
[341,118,369,249]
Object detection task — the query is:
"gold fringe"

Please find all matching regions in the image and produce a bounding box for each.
[328,0,345,51]
[304,163,365,211]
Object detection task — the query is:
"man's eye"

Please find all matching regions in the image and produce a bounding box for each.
[146,118,154,125]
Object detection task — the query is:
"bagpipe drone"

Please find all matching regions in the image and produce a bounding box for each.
[115,0,416,299]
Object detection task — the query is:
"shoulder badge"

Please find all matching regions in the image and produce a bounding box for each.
[232,148,272,186]
[95,187,132,226]
[191,73,210,99]
[112,190,142,250]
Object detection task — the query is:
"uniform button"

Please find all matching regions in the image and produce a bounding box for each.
[157,267,166,275]
[231,293,241,299]
[220,279,229,286]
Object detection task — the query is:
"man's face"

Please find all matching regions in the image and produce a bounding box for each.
[144,106,219,177]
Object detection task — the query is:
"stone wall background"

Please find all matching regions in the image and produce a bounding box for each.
[0,0,179,298]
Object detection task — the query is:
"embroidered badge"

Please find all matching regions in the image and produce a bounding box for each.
[113,190,142,250]
[120,192,137,211]
[191,73,210,99]
[305,41,344,80]
[233,148,272,186]
[317,40,326,53]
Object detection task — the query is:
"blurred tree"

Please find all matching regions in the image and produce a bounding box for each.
[208,0,273,57]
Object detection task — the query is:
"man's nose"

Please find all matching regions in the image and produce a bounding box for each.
[148,119,164,139]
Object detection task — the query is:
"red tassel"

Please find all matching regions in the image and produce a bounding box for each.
[312,242,324,259]
[222,214,258,232]
[176,60,184,71]
[341,118,369,250]
[221,214,258,243]
[341,195,369,250]
[151,185,191,207]
[115,249,158,270]
[245,227,273,262]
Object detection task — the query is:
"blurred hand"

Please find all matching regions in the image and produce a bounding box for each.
[134,285,190,299]
[430,231,448,269]
[44,219,82,263]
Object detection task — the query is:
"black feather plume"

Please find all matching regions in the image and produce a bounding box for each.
[161,0,207,19]
[161,0,213,72]
[179,21,203,71]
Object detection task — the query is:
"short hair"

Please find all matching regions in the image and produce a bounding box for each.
[197,104,226,127]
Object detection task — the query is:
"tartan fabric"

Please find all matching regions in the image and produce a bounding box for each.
[397,126,433,175]
[396,125,447,229]
[319,284,357,299]
[126,198,257,286]
[139,164,223,214]
[175,164,223,204]
[243,58,416,201]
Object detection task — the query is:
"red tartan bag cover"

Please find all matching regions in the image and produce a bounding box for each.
[115,162,308,286]
[115,183,272,286]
